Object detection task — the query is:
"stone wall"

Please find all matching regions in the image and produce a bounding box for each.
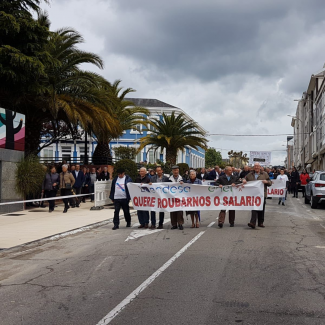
[0,148,24,214]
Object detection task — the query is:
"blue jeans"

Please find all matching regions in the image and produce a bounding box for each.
[279,196,285,203]
[137,210,149,225]
[150,211,164,226]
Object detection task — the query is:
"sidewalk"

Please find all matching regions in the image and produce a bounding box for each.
[0,201,135,250]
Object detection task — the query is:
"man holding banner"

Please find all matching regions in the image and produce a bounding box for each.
[244,162,272,229]
[215,166,242,228]
[169,166,184,230]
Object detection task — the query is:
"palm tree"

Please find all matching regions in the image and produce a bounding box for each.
[22,16,119,156]
[228,150,249,168]
[138,112,208,165]
[92,80,149,164]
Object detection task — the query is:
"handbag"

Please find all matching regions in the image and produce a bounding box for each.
[65,183,72,190]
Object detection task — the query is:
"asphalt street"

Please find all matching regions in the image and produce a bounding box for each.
[1,195,325,325]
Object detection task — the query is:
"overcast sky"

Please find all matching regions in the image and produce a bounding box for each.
[42,0,325,165]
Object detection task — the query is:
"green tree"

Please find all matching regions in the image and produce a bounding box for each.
[138,112,208,165]
[92,81,148,165]
[113,146,137,160]
[205,147,222,167]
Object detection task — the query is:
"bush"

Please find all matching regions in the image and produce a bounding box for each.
[15,156,47,197]
[177,163,189,176]
[113,159,138,181]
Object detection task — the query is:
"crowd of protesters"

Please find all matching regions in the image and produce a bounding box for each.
[41,163,111,213]
[109,163,312,231]
[41,161,311,230]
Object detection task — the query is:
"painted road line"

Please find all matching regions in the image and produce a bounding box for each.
[320,224,325,229]
[125,229,164,241]
[315,246,325,248]
[312,216,321,221]
[97,231,206,325]
[207,222,215,228]
[132,218,171,228]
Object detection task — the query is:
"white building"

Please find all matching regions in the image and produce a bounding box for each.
[39,98,206,168]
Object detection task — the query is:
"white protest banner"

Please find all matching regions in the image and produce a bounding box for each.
[267,179,286,198]
[249,151,272,166]
[127,181,264,212]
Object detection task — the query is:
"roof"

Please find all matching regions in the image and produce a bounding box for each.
[126,98,177,108]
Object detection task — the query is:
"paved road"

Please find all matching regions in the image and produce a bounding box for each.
[1,195,325,325]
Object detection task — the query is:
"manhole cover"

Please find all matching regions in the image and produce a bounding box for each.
[6,214,25,216]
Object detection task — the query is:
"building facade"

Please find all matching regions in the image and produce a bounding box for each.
[290,65,325,171]
[39,98,206,168]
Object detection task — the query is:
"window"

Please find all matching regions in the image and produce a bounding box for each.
[43,148,53,158]
[61,146,71,162]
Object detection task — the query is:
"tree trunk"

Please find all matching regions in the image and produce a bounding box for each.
[165,149,177,165]
[92,141,112,165]
[25,117,43,157]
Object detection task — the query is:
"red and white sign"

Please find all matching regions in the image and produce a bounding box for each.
[127,181,265,212]
[267,179,286,197]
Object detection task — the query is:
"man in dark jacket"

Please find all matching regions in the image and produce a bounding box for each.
[208,165,220,181]
[149,166,170,229]
[98,166,110,181]
[215,166,242,228]
[71,164,85,207]
[135,167,151,228]
[42,166,60,213]
[243,162,272,228]
[290,166,300,198]
[110,168,133,230]
[239,165,250,179]
[197,167,209,182]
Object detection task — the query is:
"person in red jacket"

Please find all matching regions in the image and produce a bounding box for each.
[300,169,310,198]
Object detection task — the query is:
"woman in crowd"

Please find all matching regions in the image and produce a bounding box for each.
[300,169,310,198]
[186,170,202,228]
[42,165,60,213]
[277,169,289,206]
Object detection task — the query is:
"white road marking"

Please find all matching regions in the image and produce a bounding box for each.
[312,216,321,221]
[207,222,215,228]
[320,224,325,229]
[315,246,325,248]
[95,257,112,271]
[125,229,164,241]
[97,231,206,325]
[132,218,171,228]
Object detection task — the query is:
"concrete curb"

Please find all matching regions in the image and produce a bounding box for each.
[0,211,137,255]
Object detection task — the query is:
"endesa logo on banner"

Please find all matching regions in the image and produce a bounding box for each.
[128,181,265,212]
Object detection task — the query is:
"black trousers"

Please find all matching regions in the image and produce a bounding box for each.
[44,189,57,210]
[301,185,306,197]
[150,211,164,226]
[61,188,73,209]
[250,199,266,225]
[291,184,298,197]
[73,187,82,206]
[113,199,131,226]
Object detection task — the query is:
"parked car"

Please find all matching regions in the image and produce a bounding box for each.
[305,171,325,208]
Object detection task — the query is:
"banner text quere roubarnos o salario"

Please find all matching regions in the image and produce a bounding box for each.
[127,181,265,212]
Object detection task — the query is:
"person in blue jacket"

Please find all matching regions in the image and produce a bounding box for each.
[109,168,133,230]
